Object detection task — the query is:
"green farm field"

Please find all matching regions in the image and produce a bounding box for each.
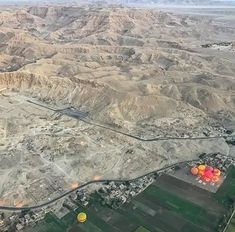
[26,167,235,232]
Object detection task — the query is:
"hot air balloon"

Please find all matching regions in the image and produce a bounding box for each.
[190,164,222,184]
[212,175,220,183]
[213,168,221,177]
[191,167,199,175]
[77,212,87,223]
[198,165,206,176]
[205,166,213,172]
[204,170,214,179]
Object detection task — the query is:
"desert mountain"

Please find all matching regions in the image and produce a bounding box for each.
[0,6,234,136]
[0,5,234,205]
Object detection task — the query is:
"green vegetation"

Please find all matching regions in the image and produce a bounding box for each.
[135,226,151,232]
[144,185,220,230]
[215,166,235,208]
[26,167,235,232]
[226,214,235,232]
[31,213,65,232]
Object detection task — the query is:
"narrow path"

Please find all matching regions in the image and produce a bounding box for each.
[223,209,235,232]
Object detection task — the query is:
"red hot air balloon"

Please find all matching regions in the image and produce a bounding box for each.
[205,166,213,172]
[204,170,214,179]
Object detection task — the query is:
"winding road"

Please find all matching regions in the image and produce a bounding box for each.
[0,158,199,211]
[0,100,232,211]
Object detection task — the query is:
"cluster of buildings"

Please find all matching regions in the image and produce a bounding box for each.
[201,153,235,173]
[76,190,89,207]
[201,41,234,49]
[97,175,156,209]
[0,208,50,232]
[15,212,39,231]
[1,152,234,231]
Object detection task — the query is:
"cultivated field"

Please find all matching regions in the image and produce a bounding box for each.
[26,167,235,232]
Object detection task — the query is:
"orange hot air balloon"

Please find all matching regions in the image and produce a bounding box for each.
[198,170,205,176]
[213,168,221,177]
[212,176,220,183]
[198,165,206,176]
[191,167,199,175]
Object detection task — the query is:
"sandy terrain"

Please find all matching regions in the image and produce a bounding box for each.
[0,5,234,206]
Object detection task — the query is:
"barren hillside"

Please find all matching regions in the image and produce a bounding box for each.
[0,6,234,206]
[0,7,234,133]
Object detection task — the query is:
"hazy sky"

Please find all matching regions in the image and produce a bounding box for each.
[0,0,234,1]
[0,0,235,1]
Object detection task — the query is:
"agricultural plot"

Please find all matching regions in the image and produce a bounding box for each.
[155,174,224,213]
[26,167,235,232]
[215,166,235,208]
[226,214,235,232]
[133,184,222,232]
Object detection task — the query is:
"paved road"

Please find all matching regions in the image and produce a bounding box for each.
[0,159,199,211]
[4,100,231,212]
[27,100,234,142]
[0,153,234,211]
[80,118,234,141]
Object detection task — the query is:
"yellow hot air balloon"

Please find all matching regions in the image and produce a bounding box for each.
[198,164,206,171]
[77,212,87,223]
[198,164,206,176]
